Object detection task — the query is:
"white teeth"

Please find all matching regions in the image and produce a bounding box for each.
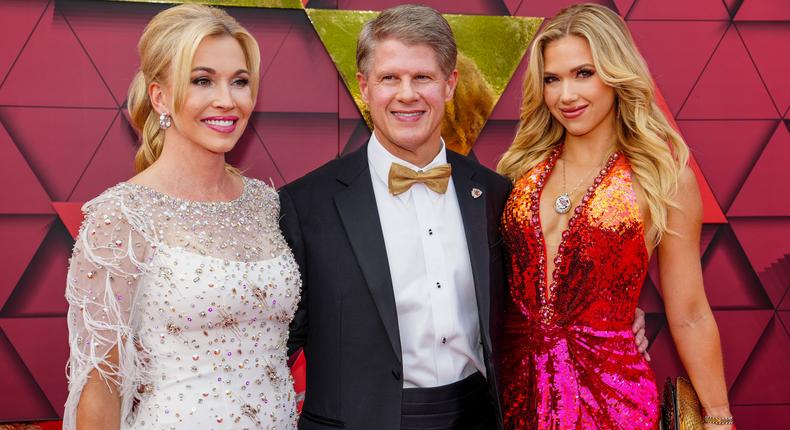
[204,119,234,126]
[393,112,422,117]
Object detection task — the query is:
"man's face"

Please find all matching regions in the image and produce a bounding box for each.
[357,38,457,163]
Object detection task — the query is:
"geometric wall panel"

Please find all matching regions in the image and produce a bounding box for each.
[488,52,527,121]
[628,0,729,20]
[0,2,116,108]
[652,89,727,224]
[678,119,777,211]
[502,0,523,16]
[611,0,636,17]
[721,0,741,17]
[729,316,790,404]
[714,310,773,390]
[471,119,519,171]
[338,118,371,155]
[779,311,790,335]
[1,222,72,317]
[737,23,790,115]
[510,0,614,18]
[0,215,54,312]
[0,0,786,426]
[628,21,728,115]
[0,120,53,214]
[638,277,665,314]
[734,0,790,21]
[60,0,161,105]
[0,318,69,417]
[729,123,790,216]
[730,218,790,308]
[338,76,362,120]
[255,13,339,113]
[226,121,287,188]
[678,25,779,120]
[68,112,138,202]
[702,226,773,309]
[250,112,339,183]
[0,328,57,420]
[730,405,790,430]
[52,202,85,240]
[0,107,117,201]
[645,310,771,392]
[0,0,50,85]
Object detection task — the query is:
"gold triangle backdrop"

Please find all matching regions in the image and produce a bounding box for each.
[307,9,542,155]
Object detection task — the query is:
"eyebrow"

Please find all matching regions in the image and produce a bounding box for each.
[191,66,250,75]
[543,63,595,75]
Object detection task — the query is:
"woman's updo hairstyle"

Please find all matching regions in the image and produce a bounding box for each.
[127,4,260,172]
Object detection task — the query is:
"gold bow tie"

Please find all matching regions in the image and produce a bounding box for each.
[388,163,452,196]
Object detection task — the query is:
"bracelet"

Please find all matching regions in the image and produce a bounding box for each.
[703,415,734,425]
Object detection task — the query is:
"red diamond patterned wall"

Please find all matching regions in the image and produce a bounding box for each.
[0,0,786,428]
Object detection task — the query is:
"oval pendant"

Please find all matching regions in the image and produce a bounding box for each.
[554,193,571,214]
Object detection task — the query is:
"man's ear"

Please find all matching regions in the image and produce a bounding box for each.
[445,69,459,102]
[356,71,369,104]
[148,81,168,114]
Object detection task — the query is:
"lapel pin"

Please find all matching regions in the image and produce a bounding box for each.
[471,188,483,199]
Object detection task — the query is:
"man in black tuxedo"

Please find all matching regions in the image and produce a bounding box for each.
[279,4,647,430]
[280,5,508,429]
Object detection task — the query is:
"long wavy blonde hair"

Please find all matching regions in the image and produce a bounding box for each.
[127,4,260,173]
[497,3,688,244]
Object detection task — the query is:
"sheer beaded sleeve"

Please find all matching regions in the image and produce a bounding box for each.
[63,188,156,430]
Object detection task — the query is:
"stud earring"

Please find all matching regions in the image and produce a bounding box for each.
[159,111,171,129]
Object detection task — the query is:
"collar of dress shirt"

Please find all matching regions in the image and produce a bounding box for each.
[367,132,449,202]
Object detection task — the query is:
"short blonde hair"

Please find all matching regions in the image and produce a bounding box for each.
[356,4,456,77]
[127,4,261,172]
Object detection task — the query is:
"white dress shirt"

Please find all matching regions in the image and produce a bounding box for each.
[367,133,485,388]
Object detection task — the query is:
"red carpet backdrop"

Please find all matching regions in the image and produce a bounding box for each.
[0,0,787,428]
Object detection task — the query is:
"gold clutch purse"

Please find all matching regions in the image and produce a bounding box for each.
[661,376,704,430]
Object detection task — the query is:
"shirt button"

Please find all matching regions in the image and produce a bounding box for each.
[436,282,441,289]
[428,228,433,236]
[441,337,447,344]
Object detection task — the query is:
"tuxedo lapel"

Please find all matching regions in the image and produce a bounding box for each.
[449,152,492,348]
[334,149,403,364]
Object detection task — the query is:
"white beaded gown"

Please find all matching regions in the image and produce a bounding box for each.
[63,177,300,430]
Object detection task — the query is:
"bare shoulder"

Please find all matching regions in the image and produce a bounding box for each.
[665,165,702,238]
[673,165,702,210]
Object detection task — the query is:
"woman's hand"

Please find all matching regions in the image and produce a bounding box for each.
[632,307,651,361]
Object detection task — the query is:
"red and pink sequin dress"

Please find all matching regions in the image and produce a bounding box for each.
[501,147,659,429]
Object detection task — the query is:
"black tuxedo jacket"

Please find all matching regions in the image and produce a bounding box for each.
[279,145,512,430]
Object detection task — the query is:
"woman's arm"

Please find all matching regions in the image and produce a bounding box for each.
[658,166,733,429]
[76,347,121,430]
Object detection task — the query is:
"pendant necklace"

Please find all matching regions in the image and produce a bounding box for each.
[554,152,609,214]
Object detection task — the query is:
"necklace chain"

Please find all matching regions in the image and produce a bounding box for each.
[561,159,603,198]
[554,149,612,214]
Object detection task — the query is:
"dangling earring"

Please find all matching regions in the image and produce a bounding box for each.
[159,111,171,129]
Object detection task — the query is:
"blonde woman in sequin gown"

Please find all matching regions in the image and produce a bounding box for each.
[496,4,733,430]
[64,5,299,429]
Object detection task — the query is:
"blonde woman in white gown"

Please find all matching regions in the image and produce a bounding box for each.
[63,5,299,429]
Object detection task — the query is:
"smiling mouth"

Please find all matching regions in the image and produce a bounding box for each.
[201,117,239,133]
[392,111,425,121]
[559,105,587,119]
[204,119,235,126]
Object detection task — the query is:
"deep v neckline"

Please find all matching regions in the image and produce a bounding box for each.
[530,146,621,320]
